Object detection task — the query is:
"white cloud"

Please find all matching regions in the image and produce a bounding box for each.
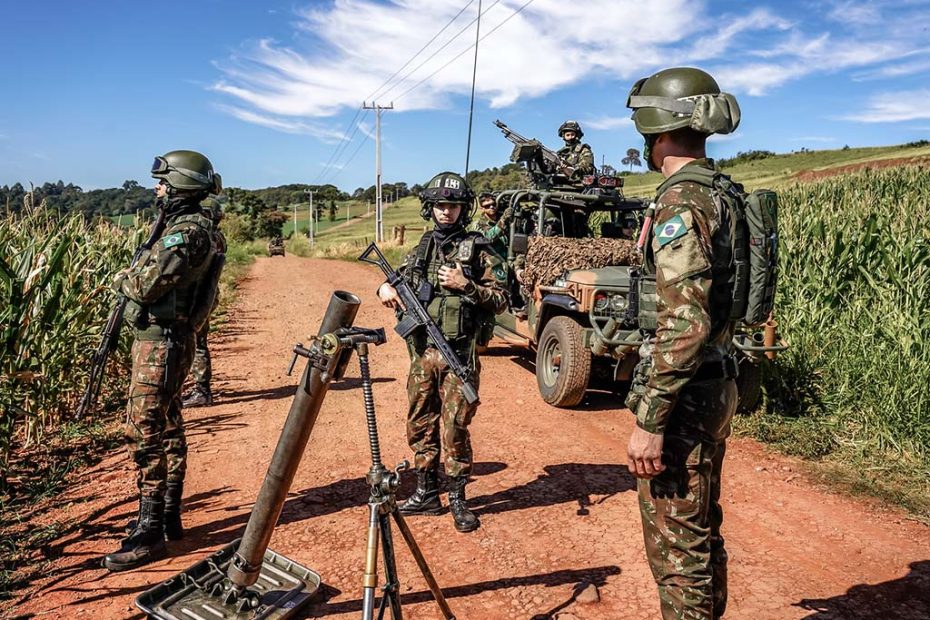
[212,0,930,133]
[840,89,930,122]
[583,116,632,131]
[214,104,347,141]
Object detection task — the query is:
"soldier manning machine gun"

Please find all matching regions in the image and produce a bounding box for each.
[136,291,455,620]
[76,207,167,418]
[494,119,565,188]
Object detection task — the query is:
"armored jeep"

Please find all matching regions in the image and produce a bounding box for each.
[490,176,783,409]
[268,236,286,257]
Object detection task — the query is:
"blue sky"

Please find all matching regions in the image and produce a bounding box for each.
[2,0,929,192]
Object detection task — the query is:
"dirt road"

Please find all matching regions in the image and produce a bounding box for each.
[8,256,930,619]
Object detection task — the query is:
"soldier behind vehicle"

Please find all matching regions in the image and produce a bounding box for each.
[181,196,227,408]
[377,172,509,533]
[103,150,223,572]
[469,191,508,258]
[624,67,744,619]
[556,120,595,182]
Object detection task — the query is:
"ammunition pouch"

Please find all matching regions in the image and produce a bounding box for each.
[189,253,226,332]
[427,294,475,342]
[124,299,149,330]
[637,274,658,331]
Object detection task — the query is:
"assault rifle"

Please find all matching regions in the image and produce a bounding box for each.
[76,207,167,417]
[359,243,479,404]
[494,119,566,188]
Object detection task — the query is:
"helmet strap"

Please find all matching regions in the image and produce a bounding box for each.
[643,134,661,172]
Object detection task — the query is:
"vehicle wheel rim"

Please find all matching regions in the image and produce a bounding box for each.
[542,336,561,386]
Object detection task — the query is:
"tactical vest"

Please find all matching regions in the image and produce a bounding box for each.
[637,165,735,342]
[129,212,218,330]
[637,163,778,330]
[407,231,495,346]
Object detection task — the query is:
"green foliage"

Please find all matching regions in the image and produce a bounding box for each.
[257,210,288,238]
[716,149,777,167]
[466,163,526,192]
[737,164,930,515]
[1,180,153,217]
[221,213,254,243]
[0,210,142,489]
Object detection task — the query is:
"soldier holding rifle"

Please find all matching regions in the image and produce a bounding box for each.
[103,150,223,571]
[377,171,508,533]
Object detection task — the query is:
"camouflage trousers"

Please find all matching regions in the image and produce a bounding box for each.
[125,327,195,498]
[638,379,737,620]
[406,346,480,479]
[189,317,211,390]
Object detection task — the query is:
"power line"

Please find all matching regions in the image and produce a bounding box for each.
[326,132,373,184]
[395,0,538,104]
[367,0,476,102]
[377,0,504,101]
[316,1,475,183]
[314,104,363,184]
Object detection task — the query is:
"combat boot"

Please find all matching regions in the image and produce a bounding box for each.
[398,469,442,515]
[164,481,184,541]
[103,496,168,572]
[182,386,212,408]
[448,476,479,533]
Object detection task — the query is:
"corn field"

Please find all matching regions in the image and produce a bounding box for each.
[767,165,930,467]
[0,206,143,489]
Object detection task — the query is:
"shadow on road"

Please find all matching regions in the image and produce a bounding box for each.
[471,463,636,517]
[212,384,298,406]
[794,559,930,619]
[298,564,622,618]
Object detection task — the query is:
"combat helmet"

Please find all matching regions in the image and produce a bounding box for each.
[626,67,740,136]
[418,171,475,225]
[558,120,584,140]
[151,150,216,193]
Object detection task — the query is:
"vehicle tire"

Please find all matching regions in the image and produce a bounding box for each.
[736,355,762,413]
[536,316,592,407]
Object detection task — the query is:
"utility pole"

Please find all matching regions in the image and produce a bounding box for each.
[363,101,393,243]
[304,189,314,247]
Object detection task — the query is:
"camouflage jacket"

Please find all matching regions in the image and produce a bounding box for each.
[397,229,509,345]
[469,214,508,257]
[115,203,216,327]
[633,159,736,434]
[557,142,595,178]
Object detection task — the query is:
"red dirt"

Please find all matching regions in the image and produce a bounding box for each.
[6,256,930,619]
[792,155,930,182]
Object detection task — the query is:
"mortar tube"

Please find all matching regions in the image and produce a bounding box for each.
[227,290,361,589]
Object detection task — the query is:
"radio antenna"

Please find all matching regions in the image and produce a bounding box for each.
[463,0,483,180]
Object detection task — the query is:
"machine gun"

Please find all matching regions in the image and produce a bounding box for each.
[359,243,479,404]
[494,119,569,189]
[76,207,167,417]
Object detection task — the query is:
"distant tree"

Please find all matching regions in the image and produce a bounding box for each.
[258,210,289,238]
[328,200,338,221]
[621,148,642,170]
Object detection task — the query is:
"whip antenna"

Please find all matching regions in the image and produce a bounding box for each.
[464,0,483,179]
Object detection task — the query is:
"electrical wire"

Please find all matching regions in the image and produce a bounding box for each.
[314,105,363,183]
[395,0,538,104]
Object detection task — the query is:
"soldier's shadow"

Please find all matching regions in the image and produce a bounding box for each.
[794,560,930,619]
[470,462,636,517]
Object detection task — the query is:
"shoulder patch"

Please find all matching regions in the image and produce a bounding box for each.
[655,214,688,247]
[162,233,185,249]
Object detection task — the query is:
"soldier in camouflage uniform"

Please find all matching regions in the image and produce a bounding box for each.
[378,172,508,533]
[624,68,742,618]
[556,120,595,181]
[103,150,222,572]
[182,196,227,408]
[469,192,508,258]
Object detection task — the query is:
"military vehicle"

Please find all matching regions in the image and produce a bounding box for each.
[268,236,286,257]
[490,120,785,409]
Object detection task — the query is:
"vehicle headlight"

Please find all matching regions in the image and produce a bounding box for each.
[609,295,629,312]
[553,276,568,288]
[594,295,609,312]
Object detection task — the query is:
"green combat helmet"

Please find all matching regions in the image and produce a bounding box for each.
[419,171,475,225]
[626,67,740,169]
[558,120,584,140]
[151,150,216,192]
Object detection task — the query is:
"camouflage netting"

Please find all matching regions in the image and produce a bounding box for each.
[523,236,640,290]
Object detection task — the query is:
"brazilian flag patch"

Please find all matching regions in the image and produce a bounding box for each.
[162,233,185,249]
[655,215,688,247]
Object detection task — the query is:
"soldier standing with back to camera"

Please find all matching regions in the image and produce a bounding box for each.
[378,172,508,533]
[556,120,595,181]
[182,194,227,408]
[103,150,223,572]
[623,67,743,618]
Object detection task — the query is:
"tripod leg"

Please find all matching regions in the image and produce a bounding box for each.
[361,502,381,620]
[379,509,404,620]
[390,509,456,620]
